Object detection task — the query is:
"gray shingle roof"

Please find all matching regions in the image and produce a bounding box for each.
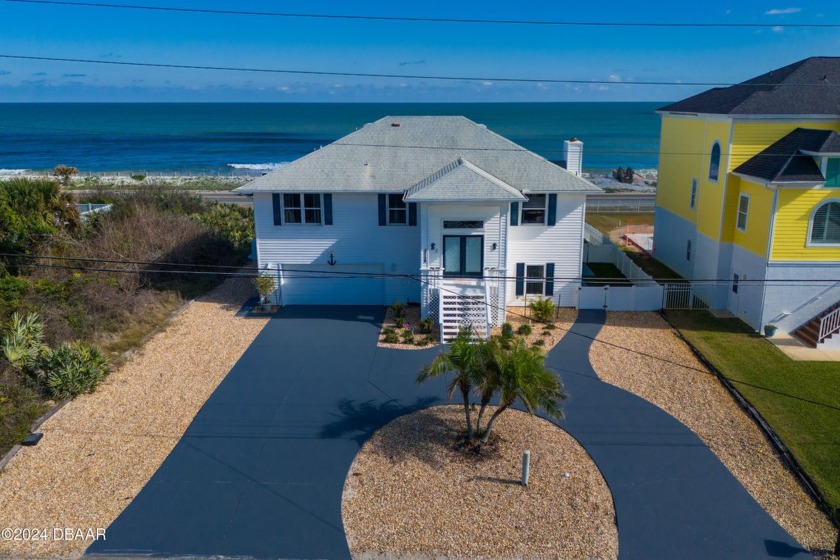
[658,57,840,116]
[732,128,838,183]
[403,158,527,202]
[235,116,599,194]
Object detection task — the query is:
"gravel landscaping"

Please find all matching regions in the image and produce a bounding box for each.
[343,405,617,559]
[490,306,578,352]
[0,275,269,559]
[589,312,836,556]
[377,306,439,350]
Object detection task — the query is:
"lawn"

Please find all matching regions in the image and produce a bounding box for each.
[666,310,840,513]
[584,262,632,287]
[585,212,654,235]
[624,250,685,281]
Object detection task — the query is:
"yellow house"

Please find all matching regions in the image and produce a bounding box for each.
[654,57,840,346]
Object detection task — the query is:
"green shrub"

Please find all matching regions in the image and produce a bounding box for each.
[417,317,435,334]
[382,326,396,336]
[2,312,47,377]
[517,324,532,336]
[532,339,545,347]
[544,323,556,330]
[254,275,276,304]
[383,332,399,344]
[529,298,555,323]
[400,329,414,344]
[131,175,146,182]
[192,203,254,252]
[501,322,514,338]
[390,301,405,321]
[43,341,108,398]
[0,275,28,310]
[415,336,432,347]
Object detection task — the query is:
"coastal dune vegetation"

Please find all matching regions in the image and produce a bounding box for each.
[0,178,254,455]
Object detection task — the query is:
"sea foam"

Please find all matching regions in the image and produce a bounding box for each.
[0,169,29,176]
[227,163,288,171]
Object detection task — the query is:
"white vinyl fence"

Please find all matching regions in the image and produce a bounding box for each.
[581,234,663,310]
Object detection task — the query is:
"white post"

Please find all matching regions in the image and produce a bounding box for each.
[522,450,531,487]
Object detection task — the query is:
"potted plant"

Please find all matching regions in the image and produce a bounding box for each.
[254,275,277,312]
[764,324,777,337]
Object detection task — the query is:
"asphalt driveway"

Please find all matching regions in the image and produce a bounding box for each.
[87,306,811,559]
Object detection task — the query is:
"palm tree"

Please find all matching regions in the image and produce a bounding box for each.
[417,327,484,438]
[477,337,566,444]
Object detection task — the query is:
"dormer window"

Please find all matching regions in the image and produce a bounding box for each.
[826,158,840,187]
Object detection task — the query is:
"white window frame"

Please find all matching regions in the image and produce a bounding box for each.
[690,178,697,209]
[386,193,407,225]
[709,141,721,182]
[525,264,545,296]
[520,194,548,225]
[283,193,323,225]
[736,194,749,233]
[807,199,840,247]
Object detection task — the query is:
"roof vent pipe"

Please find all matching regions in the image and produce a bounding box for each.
[563,138,583,176]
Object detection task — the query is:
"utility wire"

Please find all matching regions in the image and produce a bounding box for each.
[3,54,840,88]
[4,0,839,29]
[4,253,839,285]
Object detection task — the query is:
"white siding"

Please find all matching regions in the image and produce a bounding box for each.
[254,193,419,304]
[507,194,586,307]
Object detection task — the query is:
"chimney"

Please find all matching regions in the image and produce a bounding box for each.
[563,138,583,176]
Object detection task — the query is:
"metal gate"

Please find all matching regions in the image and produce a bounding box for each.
[662,282,708,310]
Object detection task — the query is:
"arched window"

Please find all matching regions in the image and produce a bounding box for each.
[709,142,721,181]
[810,202,840,244]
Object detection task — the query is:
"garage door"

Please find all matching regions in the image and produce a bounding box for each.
[281,264,385,305]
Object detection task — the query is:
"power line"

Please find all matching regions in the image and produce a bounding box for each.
[5,0,839,29]
[4,253,839,285]
[3,53,840,88]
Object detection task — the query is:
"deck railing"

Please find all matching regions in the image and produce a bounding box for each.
[818,306,840,344]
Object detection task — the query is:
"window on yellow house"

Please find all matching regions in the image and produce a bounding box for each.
[810,202,840,244]
[709,143,721,182]
[826,158,840,187]
[736,195,749,232]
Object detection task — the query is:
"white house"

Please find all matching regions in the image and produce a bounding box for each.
[236,116,600,338]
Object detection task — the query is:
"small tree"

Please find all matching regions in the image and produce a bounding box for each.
[254,275,276,306]
[476,337,566,444]
[54,165,78,186]
[417,328,483,439]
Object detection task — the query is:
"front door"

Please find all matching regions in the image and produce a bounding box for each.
[443,235,483,277]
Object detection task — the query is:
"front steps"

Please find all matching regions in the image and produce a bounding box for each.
[439,293,489,343]
[793,302,840,348]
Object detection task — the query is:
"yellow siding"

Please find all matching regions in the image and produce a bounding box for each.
[656,116,731,240]
[725,177,772,258]
[730,121,840,169]
[771,189,840,262]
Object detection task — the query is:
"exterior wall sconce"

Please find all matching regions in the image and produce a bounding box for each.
[430,242,436,251]
[492,242,498,250]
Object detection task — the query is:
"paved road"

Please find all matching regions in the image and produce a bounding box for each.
[87,307,811,559]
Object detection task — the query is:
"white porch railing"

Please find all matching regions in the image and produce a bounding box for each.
[818,307,840,344]
[421,268,503,342]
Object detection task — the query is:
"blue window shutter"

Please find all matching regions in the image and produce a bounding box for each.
[323,194,333,225]
[515,263,525,296]
[510,202,519,226]
[544,263,555,296]
[378,194,387,226]
[272,193,282,226]
[547,194,557,226]
[408,203,417,226]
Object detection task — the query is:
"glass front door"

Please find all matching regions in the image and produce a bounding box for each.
[443,235,483,277]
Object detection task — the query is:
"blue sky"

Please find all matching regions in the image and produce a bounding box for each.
[0,0,838,102]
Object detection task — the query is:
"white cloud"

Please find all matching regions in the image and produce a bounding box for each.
[764,7,801,14]
[480,81,493,87]
[608,74,622,82]
[772,25,785,32]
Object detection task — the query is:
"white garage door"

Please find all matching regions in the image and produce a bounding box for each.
[281,264,385,305]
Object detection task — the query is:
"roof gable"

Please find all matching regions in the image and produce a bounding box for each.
[404,158,527,202]
[236,116,600,194]
[659,57,840,116]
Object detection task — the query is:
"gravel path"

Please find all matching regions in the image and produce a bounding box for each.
[589,312,836,556]
[0,276,268,559]
[343,405,618,560]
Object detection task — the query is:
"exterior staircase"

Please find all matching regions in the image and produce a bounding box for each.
[794,302,840,348]
[439,292,489,342]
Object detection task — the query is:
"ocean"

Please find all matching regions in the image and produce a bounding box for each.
[0,102,664,175]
